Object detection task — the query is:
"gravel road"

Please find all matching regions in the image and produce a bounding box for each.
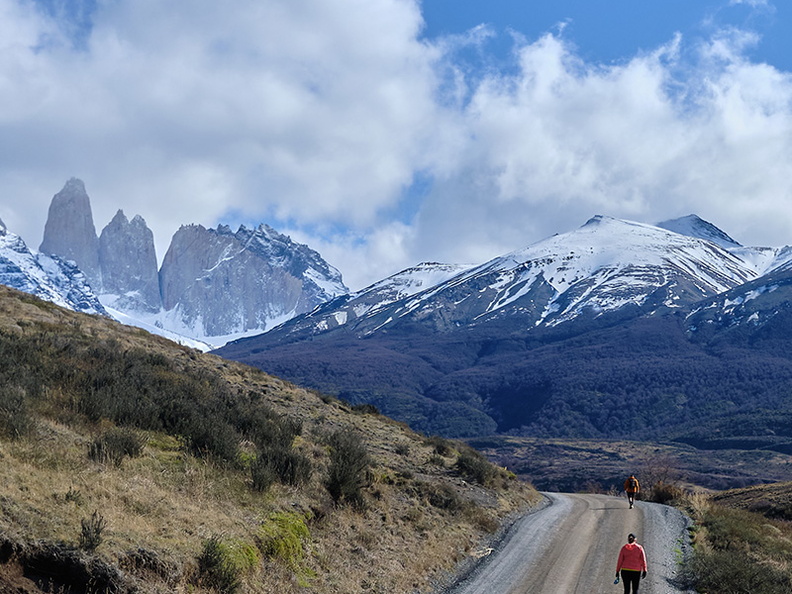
[445,493,694,594]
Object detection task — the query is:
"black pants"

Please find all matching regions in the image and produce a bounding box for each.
[621,570,641,593]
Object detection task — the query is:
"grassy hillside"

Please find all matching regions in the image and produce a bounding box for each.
[0,286,539,593]
[682,483,792,593]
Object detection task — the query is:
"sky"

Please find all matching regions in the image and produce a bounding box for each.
[1,0,791,291]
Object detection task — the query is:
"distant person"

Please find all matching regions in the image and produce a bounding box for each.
[616,533,647,593]
[624,474,640,508]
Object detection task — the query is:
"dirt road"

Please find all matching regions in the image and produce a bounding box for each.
[448,493,693,594]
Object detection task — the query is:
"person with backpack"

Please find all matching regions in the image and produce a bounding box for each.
[615,533,647,593]
[624,475,640,508]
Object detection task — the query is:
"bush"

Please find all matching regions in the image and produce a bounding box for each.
[0,385,32,439]
[325,429,371,507]
[186,419,240,465]
[88,427,147,466]
[683,501,792,594]
[251,446,312,491]
[79,510,107,552]
[426,435,454,457]
[351,403,380,415]
[411,481,464,512]
[455,446,496,485]
[648,481,685,504]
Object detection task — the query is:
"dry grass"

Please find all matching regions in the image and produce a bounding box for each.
[0,285,541,593]
[678,486,792,594]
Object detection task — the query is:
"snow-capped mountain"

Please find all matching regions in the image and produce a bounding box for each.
[0,219,106,316]
[265,261,474,339]
[656,214,742,249]
[249,215,762,342]
[216,214,792,441]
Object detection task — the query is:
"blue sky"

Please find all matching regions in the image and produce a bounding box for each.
[1,0,791,290]
[422,1,784,67]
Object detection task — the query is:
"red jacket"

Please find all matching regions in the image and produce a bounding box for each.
[616,542,647,572]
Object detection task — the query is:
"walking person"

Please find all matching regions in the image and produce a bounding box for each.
[624,474,640,508]
[615,533,647,593]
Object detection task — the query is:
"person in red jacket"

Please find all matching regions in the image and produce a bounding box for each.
[616,533,647,593]
[624,474,640,508]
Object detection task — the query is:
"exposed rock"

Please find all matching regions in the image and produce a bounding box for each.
[159,223,348,337]
[99,210,162,312]
[39,178,101,287]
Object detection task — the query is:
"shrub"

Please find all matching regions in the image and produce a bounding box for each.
[79,510,107,552]
[411,481,464,512]
[649,481,685,505]
[682,500,792,594]
[426,435,454,457]
[186,419,240,465]
[455,446,496,485]
[0,385,32,439]
[88,427,147,466]
[351,403,379,415]
[394,443,410,456]
[325,429,371,507]
[248,413,302,450]
[251,446,312,491]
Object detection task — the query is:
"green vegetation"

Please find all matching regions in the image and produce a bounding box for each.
[324,428,371,507]
[683,492,792,594]
[0,286,538,593]
[198,535,259,593]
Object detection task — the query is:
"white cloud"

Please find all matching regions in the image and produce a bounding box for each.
[1,1,792,291]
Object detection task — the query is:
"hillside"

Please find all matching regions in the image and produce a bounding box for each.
[0,285,539,593]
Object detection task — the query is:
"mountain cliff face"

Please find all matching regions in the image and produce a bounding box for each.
[158,223,347,339]
[33,179,348,345]
[0,219,105,315]
[99,210,162,313]
[39,178,101,286]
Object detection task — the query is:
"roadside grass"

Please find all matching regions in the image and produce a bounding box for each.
[681,490,792,594]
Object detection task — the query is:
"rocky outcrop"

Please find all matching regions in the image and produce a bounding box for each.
[33,178,349,342]
[99,210,161,312]
[39,178,101,287]
[159,224,348,337]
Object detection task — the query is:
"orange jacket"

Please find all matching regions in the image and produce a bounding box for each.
[624,476,640,493]
[616,542,647,572]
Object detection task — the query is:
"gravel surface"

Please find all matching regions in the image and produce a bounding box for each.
[440,493,695,594]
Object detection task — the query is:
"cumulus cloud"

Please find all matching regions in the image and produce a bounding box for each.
[1,0,792,291]
[405,27,792,274]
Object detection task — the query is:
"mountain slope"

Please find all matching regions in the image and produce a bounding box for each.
[0,284,537,593]
[245,216,757,345]
[216,216,792,445]
[0,219,105,316]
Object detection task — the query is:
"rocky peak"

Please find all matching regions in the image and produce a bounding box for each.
[99,209,161,312]
[158,223,348,338]
[39,178,101,287]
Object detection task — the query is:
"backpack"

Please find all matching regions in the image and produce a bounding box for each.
[628,477,638,490]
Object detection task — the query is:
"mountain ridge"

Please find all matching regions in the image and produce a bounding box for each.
[215,214,792,451]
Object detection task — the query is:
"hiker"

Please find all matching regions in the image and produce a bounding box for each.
[624,474,640,508]
[615,533,647,594]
